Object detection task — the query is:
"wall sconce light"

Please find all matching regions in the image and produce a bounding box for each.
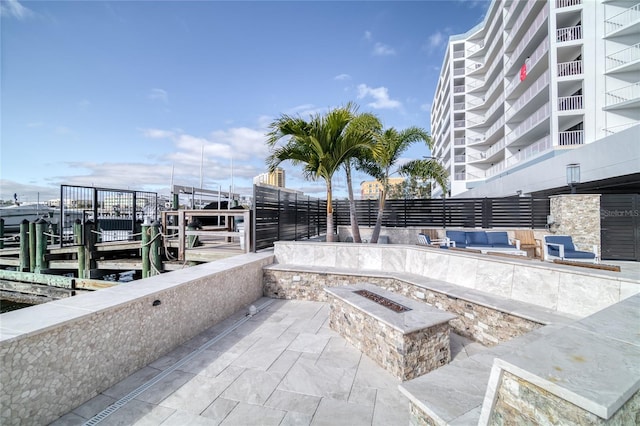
[566,163,580,194]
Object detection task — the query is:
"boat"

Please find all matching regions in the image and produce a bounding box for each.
[0,203,60,232]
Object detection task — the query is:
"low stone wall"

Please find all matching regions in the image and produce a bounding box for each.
[488,371,640,425]
[264,269,542,345]
[271,241,639,317]
[0,252,273,426]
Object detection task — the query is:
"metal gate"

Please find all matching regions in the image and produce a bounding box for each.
[600,194,640,261]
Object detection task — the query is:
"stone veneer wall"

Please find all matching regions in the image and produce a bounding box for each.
[0,253,273,426]
[489,371,640,425]
[549,194,601,256]
[264,270,541,345]
[327,295,451,381]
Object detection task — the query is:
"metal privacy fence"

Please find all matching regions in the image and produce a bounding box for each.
[333,197,550,229]
[252,185,550,251]
[252,185,327,251]
[59,185,158,246]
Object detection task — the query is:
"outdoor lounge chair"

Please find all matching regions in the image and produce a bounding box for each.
[543,235,598,263]
[417,233,449,248]
[514,230,542,258]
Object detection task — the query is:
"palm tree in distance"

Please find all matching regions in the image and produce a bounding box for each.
[266,102,380,242]
[357,126,445,244]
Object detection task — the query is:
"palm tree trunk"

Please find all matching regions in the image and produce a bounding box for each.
[370,190,385,243]
[326,180,334,242]
[345,162,361,243]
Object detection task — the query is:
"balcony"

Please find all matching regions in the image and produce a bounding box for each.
[454,119,466,128]
[506,103,550,144]
[558,95,584,111]
[466,40,485,56]
[453,84,465,94]
[605,82,640,109]
[506,73,550,120]
[556,0,581,8]
[454,172,466,181]
[605,3,640,37]
[454,68,465,76]
[505,7,549,73]
[558,130,584,146]
[454,154,466,163]
[466,62,485,75]
[454,102,466,111]
[468,139,506,164]
[557,59,583,77]
[453,50,465,59]
[505,0,539,50]
[606,43,640,73]
[506,135,552,167]
[556,25,582,43]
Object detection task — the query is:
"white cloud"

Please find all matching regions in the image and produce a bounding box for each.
[372,42,396,56]
[363,31,372,41]
[0,0,34,20]
[148,88,168,104]
[27,122,44,128]
[140,128,175,139]
[285,104,326,118]
[334,73,351,81]
[356,84,402,109]
[424,31,446,53]
[420,103,432,112]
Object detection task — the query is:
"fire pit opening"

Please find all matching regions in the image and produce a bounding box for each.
[354,289,412,313]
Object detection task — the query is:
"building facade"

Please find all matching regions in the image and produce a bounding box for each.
[360,177,406,200]
[431,0,639,198]
[253,168,286,188]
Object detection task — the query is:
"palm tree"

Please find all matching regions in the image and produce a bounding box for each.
[266,103,380,242]
[357,126,439,243]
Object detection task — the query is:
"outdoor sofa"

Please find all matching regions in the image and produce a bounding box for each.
[543,235,599,263]
[445,230,521,252]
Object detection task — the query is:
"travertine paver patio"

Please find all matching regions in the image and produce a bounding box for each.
[51,298,484,426]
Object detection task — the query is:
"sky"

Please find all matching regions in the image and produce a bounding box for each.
[1,0,488,204]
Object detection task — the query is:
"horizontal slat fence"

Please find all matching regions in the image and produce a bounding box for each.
[253,184,550,251]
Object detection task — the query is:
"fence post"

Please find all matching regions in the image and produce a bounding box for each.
[19,219,29,272]
[84,220,97,279]
[277,189,281,242]
[482,198,491,228]
[294,193,298,241]
[0,217,4,250]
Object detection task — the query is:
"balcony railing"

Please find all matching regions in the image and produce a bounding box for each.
[506,103,550,144]
[454,155,466,163]
[453,85,465,93]
[506,73,550,120]
[558,95,584,111]
[485,161,507,178]
[454,172,466,181]
[454,119,466,128]
[506,135,552,167]
[454,68,465,76]
[453,50,465,59]
[605,3,640,35]
[484,116,506,142]
[558,130,584,146]
[505,36,549,95]
[557,59,583,77]
[505,7,549,71]
[504,0,521,28]
[606,43,640,71]
[467,40,485,56]
[467,78,485,92]
[454,137,466,146]
[605,82,640,107]
[557,25,582,43]
[454,102,466,111]
[556,0,581,8]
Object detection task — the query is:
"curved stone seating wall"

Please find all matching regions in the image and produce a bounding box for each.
[271,241,639,318]
[0,253,274,426]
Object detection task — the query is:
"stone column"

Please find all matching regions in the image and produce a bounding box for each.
[549,194,601,256]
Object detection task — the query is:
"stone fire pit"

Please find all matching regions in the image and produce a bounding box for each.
[325,284,456,381]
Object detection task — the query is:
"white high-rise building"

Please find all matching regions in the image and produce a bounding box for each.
[431,0,639,198]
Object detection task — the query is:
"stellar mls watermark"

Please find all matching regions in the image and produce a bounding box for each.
[601,209,640,218]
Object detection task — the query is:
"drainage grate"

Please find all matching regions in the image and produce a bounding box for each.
[83,299,274,425]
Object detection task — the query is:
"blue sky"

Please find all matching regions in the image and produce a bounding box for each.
[1,0,488,203]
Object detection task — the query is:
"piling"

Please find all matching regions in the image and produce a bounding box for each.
[83,220,97,279]
[150,221,163,276]
[19,219,29,272]
[48,222,59,245]
[34,219,48,273]
[187,220,199,248]
[172,193,179,210]
[0,217,4,250]
[74,220,84,278]
[29,221,36,272]
[141,222,150,278]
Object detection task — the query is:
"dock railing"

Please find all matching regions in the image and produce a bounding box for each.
[161,209,252,260]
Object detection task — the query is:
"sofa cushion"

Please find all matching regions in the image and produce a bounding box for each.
[486,232,510,246]
[491,243,516,249]
[466,231,488,246]
[563,250,596,259]
[446,231,467,248]
[546,236,575,251]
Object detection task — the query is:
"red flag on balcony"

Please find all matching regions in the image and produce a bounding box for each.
[520,63,527,81]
